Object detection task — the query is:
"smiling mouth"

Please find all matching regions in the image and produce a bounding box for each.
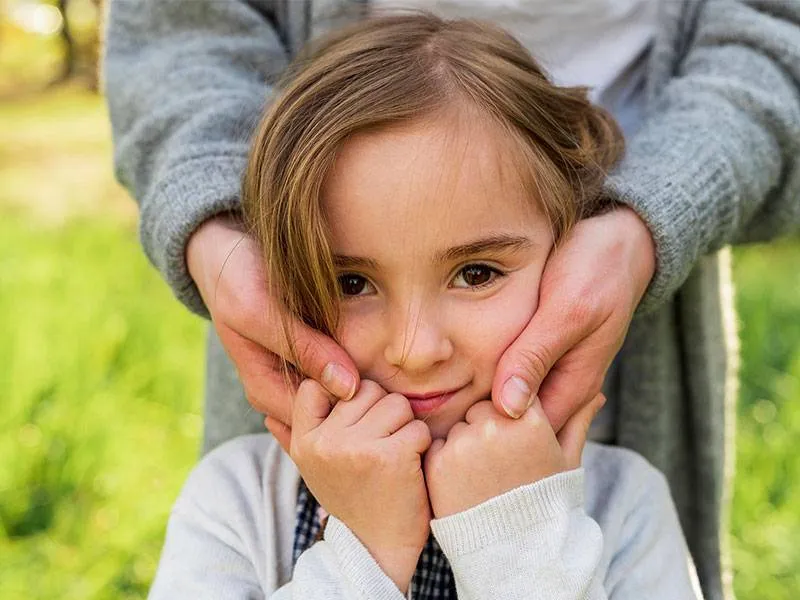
[403,388,462,415]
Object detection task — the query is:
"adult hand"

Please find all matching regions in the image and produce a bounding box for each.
[186,215,360,426]
[490,207,655,430]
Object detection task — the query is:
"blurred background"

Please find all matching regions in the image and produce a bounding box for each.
[0,1,798,598]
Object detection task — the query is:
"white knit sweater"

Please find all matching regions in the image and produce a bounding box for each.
[149,435,703,599]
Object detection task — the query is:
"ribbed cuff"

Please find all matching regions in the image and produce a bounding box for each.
[604,115,737,315]
[430,468,584,557]
[324,516,407,600]
[140,153,250,319]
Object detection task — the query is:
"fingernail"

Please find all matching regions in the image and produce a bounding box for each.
[501,376,532,418]
[321,362,356,400]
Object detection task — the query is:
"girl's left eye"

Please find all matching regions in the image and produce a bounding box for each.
[450,264,504,289]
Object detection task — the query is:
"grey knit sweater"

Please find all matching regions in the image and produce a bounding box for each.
[103,2,800,599]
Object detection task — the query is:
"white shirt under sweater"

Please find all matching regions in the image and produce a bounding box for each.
[149,434,703,599]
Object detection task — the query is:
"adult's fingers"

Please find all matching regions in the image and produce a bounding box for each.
[534,351,612,435]
[491,300,586,421]
[204,223,360,401]
[556,393,606,469]
[216,322,295,425]
[265,416,292,454]
[277,319,360,401]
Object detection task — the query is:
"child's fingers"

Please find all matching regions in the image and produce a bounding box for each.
[556,393,606,469]
[292,379,335,438]
[464,399,499,424]
[358,393,415,437]
[423,437,446,472]
[265,416,292,454]
[327,379,386,427]
[390,418,432,455]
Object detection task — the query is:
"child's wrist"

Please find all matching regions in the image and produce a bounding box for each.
[364,542,422,594]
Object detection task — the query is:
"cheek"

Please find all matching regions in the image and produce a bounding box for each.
[470,295,538,367]
[460,277,542,388]
[336,307,382,374]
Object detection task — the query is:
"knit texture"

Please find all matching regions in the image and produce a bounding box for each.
[104,2,800,598]
[148,435,703,599]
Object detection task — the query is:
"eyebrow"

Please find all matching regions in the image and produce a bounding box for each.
[435,234,534,264]
[333,234,533,271]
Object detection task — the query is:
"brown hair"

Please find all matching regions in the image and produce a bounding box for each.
[242,13,624,364]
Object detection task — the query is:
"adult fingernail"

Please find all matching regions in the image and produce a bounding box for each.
[501,376,532,418]
[321,362,356,400]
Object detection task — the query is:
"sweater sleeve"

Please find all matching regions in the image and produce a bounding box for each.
[430,469,608,599]
[103,0,290,317]
[148,437,405,600]
[430,467,704,600]
[608,0,800,312]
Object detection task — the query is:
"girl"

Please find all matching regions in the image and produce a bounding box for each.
[149,14,702,599]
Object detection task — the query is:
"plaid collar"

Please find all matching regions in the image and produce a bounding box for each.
[293,479,456,599]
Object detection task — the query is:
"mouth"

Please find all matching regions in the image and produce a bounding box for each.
[403,388,463,416]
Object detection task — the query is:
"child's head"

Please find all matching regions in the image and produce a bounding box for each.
[243,13,623,438]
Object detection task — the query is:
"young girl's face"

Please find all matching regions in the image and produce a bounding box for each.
[323,113,554,439]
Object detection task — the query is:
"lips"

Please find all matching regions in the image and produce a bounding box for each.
[403,388,462,415]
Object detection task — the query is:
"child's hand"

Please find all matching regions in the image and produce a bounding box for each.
[424,395,604,518]
[289,379,432,593]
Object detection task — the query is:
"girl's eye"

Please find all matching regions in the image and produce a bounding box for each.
[337,274,375,297]
[451,264,503,289]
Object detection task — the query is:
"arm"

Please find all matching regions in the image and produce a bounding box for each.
[610,0,800,311]
[431,465,703,600]
[148,436,406,600]
[104,1,360,417]
[431,470,609,600]
[492,0,800,426]
[103,0,289,317]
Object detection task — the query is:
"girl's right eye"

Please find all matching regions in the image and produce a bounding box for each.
[337,274,375,297]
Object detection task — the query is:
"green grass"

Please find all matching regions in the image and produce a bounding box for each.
[0,86,798,599]
[0,215,205,598]
[730,241,800,598]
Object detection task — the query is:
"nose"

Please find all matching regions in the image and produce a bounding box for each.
[384,299,453,373]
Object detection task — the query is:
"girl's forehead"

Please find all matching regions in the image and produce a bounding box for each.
[324,117,540,232]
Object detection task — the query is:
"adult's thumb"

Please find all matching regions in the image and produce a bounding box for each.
[491,310,582,419]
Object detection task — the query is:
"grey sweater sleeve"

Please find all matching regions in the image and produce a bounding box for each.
[610,0,800,311]
[103,0,289,317]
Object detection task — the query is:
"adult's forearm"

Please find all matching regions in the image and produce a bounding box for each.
[608,0,800,313]
[103,0,289,316]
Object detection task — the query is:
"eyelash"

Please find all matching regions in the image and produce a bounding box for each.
[336,263,506,297]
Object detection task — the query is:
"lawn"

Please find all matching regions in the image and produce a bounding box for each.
[0,86,798,599]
